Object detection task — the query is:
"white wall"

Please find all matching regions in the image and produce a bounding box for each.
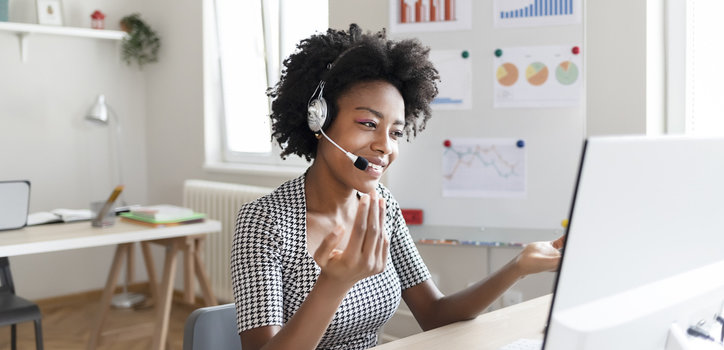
[1,0,150,299]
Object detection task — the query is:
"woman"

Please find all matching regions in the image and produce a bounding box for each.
[231,24,563,350]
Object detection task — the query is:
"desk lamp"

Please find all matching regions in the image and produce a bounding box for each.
[85,94,125,191]
[86,94,145,308]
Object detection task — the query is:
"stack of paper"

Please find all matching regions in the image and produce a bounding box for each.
[120,205,204,227]
[131,205,195,221]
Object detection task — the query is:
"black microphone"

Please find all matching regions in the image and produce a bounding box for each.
[318,130,369,171]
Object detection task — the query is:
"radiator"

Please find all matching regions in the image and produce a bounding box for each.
[183,179,273,303]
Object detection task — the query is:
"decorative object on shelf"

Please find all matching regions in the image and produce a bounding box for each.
[0,0,9,22]
[119,13,160,68]
[36,0,63,26]
[90,10,105,30]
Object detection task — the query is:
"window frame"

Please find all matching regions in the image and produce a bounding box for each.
[204,0,327,175]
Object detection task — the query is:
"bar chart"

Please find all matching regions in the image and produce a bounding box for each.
[499,0,573,19]
[494,0,581,27]
[400,0,455,24]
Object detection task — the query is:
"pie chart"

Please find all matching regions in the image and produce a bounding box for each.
[525,62,548,86]
[555,61,579,85]
[496,62,518,87]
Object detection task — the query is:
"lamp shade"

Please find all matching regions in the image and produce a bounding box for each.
[86,94,109,124]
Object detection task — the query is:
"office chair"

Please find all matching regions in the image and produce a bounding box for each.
[183,303,241,350]
[0,257,44,350]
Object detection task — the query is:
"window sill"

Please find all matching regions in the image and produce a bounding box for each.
[203,161,308,177]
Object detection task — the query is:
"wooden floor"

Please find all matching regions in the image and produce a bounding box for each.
[0,287,207,350]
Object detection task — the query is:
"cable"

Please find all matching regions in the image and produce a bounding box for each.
[687,324,716,342]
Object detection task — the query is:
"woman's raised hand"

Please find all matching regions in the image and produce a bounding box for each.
[513,235,566,277]
[313,192,390,288]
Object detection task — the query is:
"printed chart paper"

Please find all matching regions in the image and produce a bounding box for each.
[494,0,582,28]
[442,138,527,198]
[494,45,582,108]
[389,0,472,33]
[430,50,473,110]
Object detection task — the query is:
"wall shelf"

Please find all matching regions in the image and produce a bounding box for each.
[0,22,127,62]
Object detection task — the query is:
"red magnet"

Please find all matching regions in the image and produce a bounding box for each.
[572,46,580,55]
[443,139,451,148]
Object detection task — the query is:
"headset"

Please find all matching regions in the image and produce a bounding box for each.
[306,48,369,171]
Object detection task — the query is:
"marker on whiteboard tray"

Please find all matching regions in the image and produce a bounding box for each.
[419,239,459,245]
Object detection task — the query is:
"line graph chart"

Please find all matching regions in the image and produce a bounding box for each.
[442,138,527,197]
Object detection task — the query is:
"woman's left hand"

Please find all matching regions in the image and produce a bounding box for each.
[514,235,565,276]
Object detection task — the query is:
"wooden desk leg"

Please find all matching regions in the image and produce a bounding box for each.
[151,240,180,350]
[140,242,159,302]
[127,243,135,285]
[193,237,217,306]
[87,243,130,350]
[183,238,195,304]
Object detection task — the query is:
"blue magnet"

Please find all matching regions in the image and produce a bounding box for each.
[516,140,525,148]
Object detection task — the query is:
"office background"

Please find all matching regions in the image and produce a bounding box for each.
[0,0,661,320]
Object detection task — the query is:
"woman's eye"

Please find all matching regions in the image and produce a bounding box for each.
[360,121,377,128]
[391,131,404,139]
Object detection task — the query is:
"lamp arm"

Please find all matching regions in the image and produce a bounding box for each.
[106,105,126,206]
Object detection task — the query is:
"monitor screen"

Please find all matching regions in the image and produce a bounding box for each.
[543,135,724,349]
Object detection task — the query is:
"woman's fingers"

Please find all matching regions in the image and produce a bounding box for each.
[319,192,389,282]
[345,194,370,254]
[376,223,390,273]
[374,198,387,267]
[362,192,381,255]
[314,226,342,267]
[551,235,566,250]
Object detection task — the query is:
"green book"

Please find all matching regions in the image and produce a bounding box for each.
[119,212,205,224]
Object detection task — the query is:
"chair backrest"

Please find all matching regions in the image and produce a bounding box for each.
[0,257,15,294]
[183,303,241,350]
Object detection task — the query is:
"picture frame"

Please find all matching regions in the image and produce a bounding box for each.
[36,0,63,26]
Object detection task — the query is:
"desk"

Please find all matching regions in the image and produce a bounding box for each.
[373,295,551,350]
[0,220,222,350]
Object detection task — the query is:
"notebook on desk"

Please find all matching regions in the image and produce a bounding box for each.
[500,135,724,350]
[0,180,30,231]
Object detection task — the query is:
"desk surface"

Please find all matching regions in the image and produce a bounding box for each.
[0,220,221,257]
[373,294,551,350]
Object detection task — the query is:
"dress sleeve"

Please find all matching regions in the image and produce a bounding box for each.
[230,200,284,333]
[381,187,431,290]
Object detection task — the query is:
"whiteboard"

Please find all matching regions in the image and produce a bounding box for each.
[385,0,585,231]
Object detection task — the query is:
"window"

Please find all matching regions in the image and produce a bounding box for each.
[210,0,328,172]
[667,0,724,135]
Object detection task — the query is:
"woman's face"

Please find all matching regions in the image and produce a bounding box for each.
[317,80,405,194]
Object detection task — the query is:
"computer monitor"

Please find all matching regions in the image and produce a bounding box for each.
[542,135,724,349]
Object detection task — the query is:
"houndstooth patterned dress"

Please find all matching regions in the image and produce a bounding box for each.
[231,174,431,349]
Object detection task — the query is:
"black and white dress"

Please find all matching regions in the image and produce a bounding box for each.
[231,174,431,349]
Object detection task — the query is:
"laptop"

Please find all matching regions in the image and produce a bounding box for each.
[505,135,724,349]
[0,180,31,231]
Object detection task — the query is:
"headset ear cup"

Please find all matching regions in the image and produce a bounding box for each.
[307,97,328,133]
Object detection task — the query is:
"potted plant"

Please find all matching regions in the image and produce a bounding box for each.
[120,13,160,67]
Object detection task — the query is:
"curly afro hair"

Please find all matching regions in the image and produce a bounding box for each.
[267,23,439,161]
